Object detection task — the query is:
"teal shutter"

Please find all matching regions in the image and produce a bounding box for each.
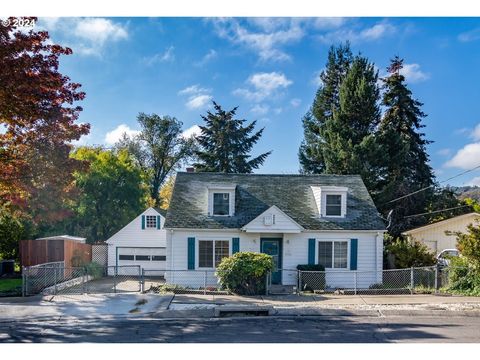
[187,237,195,270]
[157,215,161,229]
[232,237,240,254]
[350,239,358,270]
[141,215,145,230]
[308,238,316,265]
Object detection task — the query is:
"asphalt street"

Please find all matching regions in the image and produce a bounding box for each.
[1,315,480,343]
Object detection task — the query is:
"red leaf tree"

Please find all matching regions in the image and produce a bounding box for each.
[0,17,90,222]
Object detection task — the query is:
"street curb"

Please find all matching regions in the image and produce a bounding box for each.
[272,307,380,317]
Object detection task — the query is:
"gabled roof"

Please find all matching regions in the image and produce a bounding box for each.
[241,205,304,233]
[402,212,480,235]
[164,172,386,231]
[153,207,167,217]
[35,235,86,242]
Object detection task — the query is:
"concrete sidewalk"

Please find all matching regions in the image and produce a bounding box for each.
[0,294,173,322]
[2,293,480,322]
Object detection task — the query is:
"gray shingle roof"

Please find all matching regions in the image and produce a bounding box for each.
[164,172,386,231]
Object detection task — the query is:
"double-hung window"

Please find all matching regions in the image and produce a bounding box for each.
[213,193,230,215]
[325,194,342,216]
[198,240,230,268]
[318,241,348,269]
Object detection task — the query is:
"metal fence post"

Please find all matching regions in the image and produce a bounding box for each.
[434,265,439,294]
[141,268,145,293]
[113,267,117,294]
[410,267,414,295]
[296,270,300,295]
[22,267,26,297]
[203,271,207,295]
[354,271,358,295]
[265,272,269,295]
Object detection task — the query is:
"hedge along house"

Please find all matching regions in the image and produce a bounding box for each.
[164,172,386,289]
[105,207,167,273]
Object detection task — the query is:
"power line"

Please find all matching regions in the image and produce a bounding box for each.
[385,163,480,205]
[403,204,471,219]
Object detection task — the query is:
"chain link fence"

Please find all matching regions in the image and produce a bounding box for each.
[142,269,229,295]
[275,266,460,295]
[23,264,141,296]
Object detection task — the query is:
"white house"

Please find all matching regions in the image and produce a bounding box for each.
[164,172,386,289]
[105,207,167,272]
[402,212,480,255]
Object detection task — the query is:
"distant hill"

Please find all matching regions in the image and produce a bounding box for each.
[451,185,480,202]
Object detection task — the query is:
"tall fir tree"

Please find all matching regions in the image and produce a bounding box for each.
[299,43,353,173]
[376,56,435,236]
[321,55,382,190]
[194,102,272,173]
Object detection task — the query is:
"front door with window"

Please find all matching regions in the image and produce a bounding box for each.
[260,238,282,284]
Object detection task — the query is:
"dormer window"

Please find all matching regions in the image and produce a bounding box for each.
[213,193,230,215]
[208,185,236,216]
[311,186,348,218]
[325,194,342,216]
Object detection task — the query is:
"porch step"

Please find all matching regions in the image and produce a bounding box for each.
[268,285,296,295]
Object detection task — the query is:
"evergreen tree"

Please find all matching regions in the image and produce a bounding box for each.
[299,43,353,173]
[194,102,272,173]
[321,55,383,189]
[376,57,435,236]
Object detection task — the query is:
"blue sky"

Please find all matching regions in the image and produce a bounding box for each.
[37,17,480,186]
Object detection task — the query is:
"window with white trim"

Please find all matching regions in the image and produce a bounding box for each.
[318,241,348,269]
[145,215,157,228]
[325,194,342,216]
[213,193,230,215]
[198,240,229,268]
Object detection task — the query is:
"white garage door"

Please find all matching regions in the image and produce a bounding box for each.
[117,247,166,270]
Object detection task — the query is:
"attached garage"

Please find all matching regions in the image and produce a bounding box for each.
[116,247,166,270]
[105,207,168,271]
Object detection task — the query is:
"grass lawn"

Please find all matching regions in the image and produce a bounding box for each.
[0,278,22,292]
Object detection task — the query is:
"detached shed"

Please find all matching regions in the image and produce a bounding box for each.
[20,235,92,268]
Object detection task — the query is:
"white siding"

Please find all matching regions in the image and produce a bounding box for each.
[406,214,480,255]
[168,229,384,289]
[242,206,302,233]
[105,208,167,271]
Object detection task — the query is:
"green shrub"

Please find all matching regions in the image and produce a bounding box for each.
[84,262,104,279]
[215,252,274,295]
[296,264,325,271]
[446,256,480,296]
[384,235,436,268]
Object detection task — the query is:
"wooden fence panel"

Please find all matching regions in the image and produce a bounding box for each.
[20,239,91,268]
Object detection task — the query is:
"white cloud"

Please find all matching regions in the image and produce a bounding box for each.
[233,72,292,102]
[444,142,480,169]
[104,124,139,145]
[182,125,202,139]
[250,104,269,115]
[400,63,429,83]
[178,85,210,96]
[195,49,217,66]
[317,21,395,44]
[37,17,128,56]
[472,124,480,141]
[178,84,213,110]
[437,148,452,157]
[211,18,303,62]
[144,46,175,65]
[466,176,480,186]
[290,98,301,107]
[312,18,346,30]
[458,28,480,42]
[186,95,213,110]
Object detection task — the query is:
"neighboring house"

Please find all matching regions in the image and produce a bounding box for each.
[402,212,480,255]
[105,207,167,272]
[164,172,386,289]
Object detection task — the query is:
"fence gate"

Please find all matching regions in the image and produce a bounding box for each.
[23,264,142,296]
